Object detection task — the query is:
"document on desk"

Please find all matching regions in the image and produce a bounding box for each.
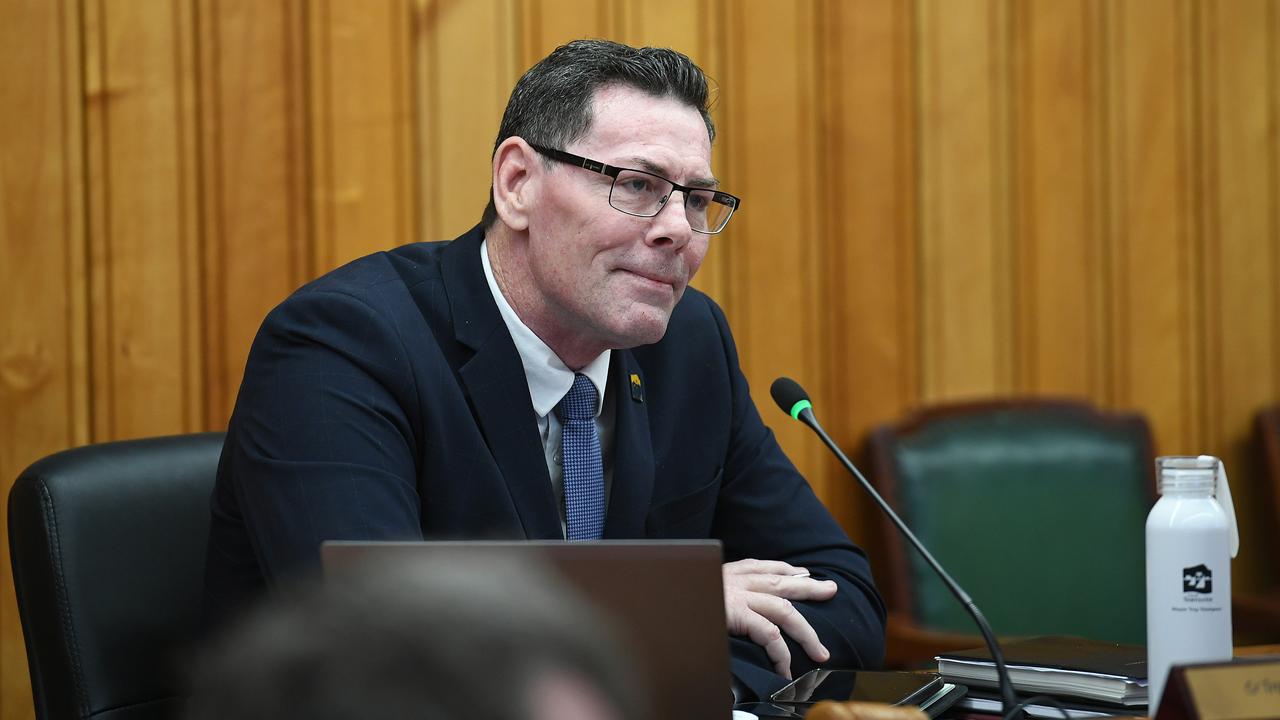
[936,635,1147,707]
[954,693,1128,719]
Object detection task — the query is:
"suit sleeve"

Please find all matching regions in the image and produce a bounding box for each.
[220,285,425,581]
[704,301,887,696]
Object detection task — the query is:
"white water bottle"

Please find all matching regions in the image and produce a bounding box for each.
[1145,455,1238,712]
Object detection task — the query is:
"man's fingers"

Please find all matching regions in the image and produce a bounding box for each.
[735,573,838,601]
[723,558,808,578]
[747,592,830,666]
[733,605,794,679]
[722,563,838,677]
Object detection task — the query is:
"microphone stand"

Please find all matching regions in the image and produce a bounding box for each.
[781,393,1023,718]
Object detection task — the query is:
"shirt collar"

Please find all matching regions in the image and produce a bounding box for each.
[480,239,610,419]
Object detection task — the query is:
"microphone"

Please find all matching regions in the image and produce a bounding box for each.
[770,377,1023,718]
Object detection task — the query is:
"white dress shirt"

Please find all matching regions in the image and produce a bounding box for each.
[480,240,615,537]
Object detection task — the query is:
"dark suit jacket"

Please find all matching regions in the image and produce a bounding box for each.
[204,224,885,697]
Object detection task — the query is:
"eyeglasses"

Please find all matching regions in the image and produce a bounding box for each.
[529,144,740,235]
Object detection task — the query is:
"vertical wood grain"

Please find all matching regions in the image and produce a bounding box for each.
[415,0,519,242]
[818,0,919,535]
[1196,0,1277,590]
[692,0,733,306]
[0,1,88,717]
[309,0,418,271]
[1273,1,1280,441]
[720,0,828,495]
[84,0,204,440]
[1010,0,1102,397]
[916,0,1014,401]
[1104,0,1203,455]
[520,0,608,67]
[197,0,314,425]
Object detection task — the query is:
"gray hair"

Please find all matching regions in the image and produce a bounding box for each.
[481,39,715,228]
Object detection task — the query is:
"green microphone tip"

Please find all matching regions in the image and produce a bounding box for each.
[789,399,812,420]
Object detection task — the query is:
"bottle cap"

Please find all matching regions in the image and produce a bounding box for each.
[1156,455,1239,558]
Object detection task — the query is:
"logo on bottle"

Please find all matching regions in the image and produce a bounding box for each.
[1182,564,1213,594]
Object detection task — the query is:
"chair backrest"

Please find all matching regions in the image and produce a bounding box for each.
[867,400,1154,645]
[8,433,224,720]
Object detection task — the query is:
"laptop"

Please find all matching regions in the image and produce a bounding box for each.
[321,540,732,719]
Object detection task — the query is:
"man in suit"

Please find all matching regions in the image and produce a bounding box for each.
[203,39,885,700]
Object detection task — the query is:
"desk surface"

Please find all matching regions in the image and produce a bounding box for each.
[932,645,1280,720]
[1234,643,1280,657]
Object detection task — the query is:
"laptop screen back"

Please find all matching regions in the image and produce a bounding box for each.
[320,540,731,719]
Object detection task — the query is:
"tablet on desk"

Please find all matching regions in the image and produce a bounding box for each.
[321,540,732,720]
[766,669,966,718]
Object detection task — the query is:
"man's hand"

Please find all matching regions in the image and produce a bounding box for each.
[723,558,837,679]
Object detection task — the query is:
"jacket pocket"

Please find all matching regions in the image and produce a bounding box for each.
[645,468,723,537]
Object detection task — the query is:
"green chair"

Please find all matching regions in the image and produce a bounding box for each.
[866,399,1155,668]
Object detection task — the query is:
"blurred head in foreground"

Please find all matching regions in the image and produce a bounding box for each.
[186,556,641,720]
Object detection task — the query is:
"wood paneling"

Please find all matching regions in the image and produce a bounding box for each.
[309,0,418,270]
[4,1,1280,715]
[818,0,919,534]
[917,0,1015,400]
[415,0,519,241]
[1011,0,1103,397]
[1,5,88,718]
[721,0,828,495]
[198,0,313,424]
[1105,0,1204,453]
[1197,0,1279,589]
[84,0,204,439]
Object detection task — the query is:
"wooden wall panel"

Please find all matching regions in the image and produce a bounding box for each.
[818,0,919,534]
[1105,0,1203,454]
[1011,0,1104,396]
[1274,3,1280,455]
[1197,0,1278,588]
[198,0,313,423]
[917,0,1014,401]
[1274,2,1280,428]
[309,0,418,270]
[721,0,830,496]
[415,0,519,241]
[520,0,608,67]
[84,0,204,439]
[0,4,88,718]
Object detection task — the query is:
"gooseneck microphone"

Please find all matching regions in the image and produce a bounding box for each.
[770,377,1023,719]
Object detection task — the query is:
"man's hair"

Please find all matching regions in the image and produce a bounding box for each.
[481,38,715,228]
[185,556,642,720]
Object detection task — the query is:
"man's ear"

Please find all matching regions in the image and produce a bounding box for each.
[492,138,538,231]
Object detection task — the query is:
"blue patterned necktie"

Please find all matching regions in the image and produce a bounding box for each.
[557,373,605,540]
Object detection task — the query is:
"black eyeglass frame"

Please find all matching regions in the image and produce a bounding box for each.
[528,143,740,235]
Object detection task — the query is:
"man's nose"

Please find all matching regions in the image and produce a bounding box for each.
[645,191,694,250]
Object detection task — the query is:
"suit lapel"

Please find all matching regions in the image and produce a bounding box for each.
[442,228,562,540]
[604,352,654,538]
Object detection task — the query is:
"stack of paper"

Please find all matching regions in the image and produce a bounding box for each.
[937,636,1147,708]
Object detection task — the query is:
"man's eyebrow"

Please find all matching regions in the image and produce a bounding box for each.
[624,156,719,189]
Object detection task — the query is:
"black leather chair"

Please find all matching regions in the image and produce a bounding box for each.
[8,433,224,720]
